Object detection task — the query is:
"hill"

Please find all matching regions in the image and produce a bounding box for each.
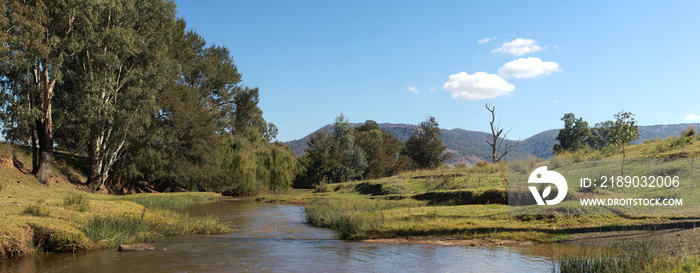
[284,123,699,165]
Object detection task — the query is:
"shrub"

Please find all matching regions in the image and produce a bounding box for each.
[682,126,697,137]
[473,161,490,168]
[314,180,328,193]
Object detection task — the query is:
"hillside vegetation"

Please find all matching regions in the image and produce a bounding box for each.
[285,123,698,165]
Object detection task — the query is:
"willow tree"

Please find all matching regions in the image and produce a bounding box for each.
[2,0,84,183]
[59,0,177,191]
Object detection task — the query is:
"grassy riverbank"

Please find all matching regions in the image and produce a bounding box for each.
[258,135,700,271]
[0,147,229,260]
[258,162,677,243]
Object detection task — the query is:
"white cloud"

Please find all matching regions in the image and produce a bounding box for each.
[408,86,419,94]
[553,100,558,103]
[686,113,700,121]
[477,36,498,44]
[430,86,436,92]
[443,72,515,100]
[498,57,561,79]
[491,38,543,56]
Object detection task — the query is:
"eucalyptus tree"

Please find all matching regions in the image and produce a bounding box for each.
[609,111,640,176]
[59,0,177,191]
[2,0,85,183]
[401,116,449,169]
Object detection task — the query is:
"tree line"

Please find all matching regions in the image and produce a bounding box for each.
[554,111,640,155]
[294,115,450,188]
[0,0,452,194]
[0,0,296,194]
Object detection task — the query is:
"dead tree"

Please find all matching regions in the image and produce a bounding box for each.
[485,103,519,163]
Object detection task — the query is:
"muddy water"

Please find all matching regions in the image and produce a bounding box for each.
[1,200,602,273]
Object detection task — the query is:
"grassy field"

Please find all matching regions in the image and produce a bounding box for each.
[0,144,228,260]
[259,133,700,271]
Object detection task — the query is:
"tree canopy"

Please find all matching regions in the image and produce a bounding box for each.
[401,116,450,169]
[0,0,296,194]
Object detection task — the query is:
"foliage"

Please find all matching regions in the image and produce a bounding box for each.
[331,114,367,181]
[401,116,450,169]
[1,0,86,183]
[554,113,592,154]
[610,111,641,149]
[589,120,615,149]
[222,127,297,194]
[294,131,340,188]
[353,120,402,179]
[609,111,640,176]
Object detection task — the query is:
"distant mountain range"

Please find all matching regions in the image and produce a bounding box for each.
[284,123,699,166]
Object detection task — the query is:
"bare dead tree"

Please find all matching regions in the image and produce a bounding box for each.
[485,103,519,163]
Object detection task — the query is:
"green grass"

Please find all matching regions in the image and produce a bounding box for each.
[119,192,223,208]
[22,204,50,217]
[81,209,226,248]
[557,244,700,273]
[0,145,230,260]
[64,193,90,212]
[258,134,700,248]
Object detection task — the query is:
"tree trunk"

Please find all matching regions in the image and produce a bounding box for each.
[34,67,56,184]
[620,146,626,177]
[35,118,53,184]
[31,129,38,173]
[87,134,105,192]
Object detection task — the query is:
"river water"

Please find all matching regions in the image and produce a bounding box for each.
[0,199,602,272]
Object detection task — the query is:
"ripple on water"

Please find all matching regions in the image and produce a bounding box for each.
[1,200,603,273]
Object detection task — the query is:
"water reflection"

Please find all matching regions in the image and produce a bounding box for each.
[1,200,604,273]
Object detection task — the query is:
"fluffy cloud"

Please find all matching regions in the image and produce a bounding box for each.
[491,38,543,56]
[443,72,515,100]
[477,36,498,44]
[686,113,700,121]
[498,57,561,79]
[408,86,419,94]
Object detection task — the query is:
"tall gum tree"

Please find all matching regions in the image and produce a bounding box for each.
[3,0,83,184]
[60,0,177,191]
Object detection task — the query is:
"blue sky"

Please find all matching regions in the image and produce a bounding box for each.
[174,0,700,142]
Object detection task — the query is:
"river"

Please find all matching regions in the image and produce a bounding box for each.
[0,199,602,272]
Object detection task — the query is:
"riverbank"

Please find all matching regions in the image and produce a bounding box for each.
[255,158,700,272]
[0,161,229,260]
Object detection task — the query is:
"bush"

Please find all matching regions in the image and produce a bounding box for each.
[473,161,490,168]
[682,126,697,137]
